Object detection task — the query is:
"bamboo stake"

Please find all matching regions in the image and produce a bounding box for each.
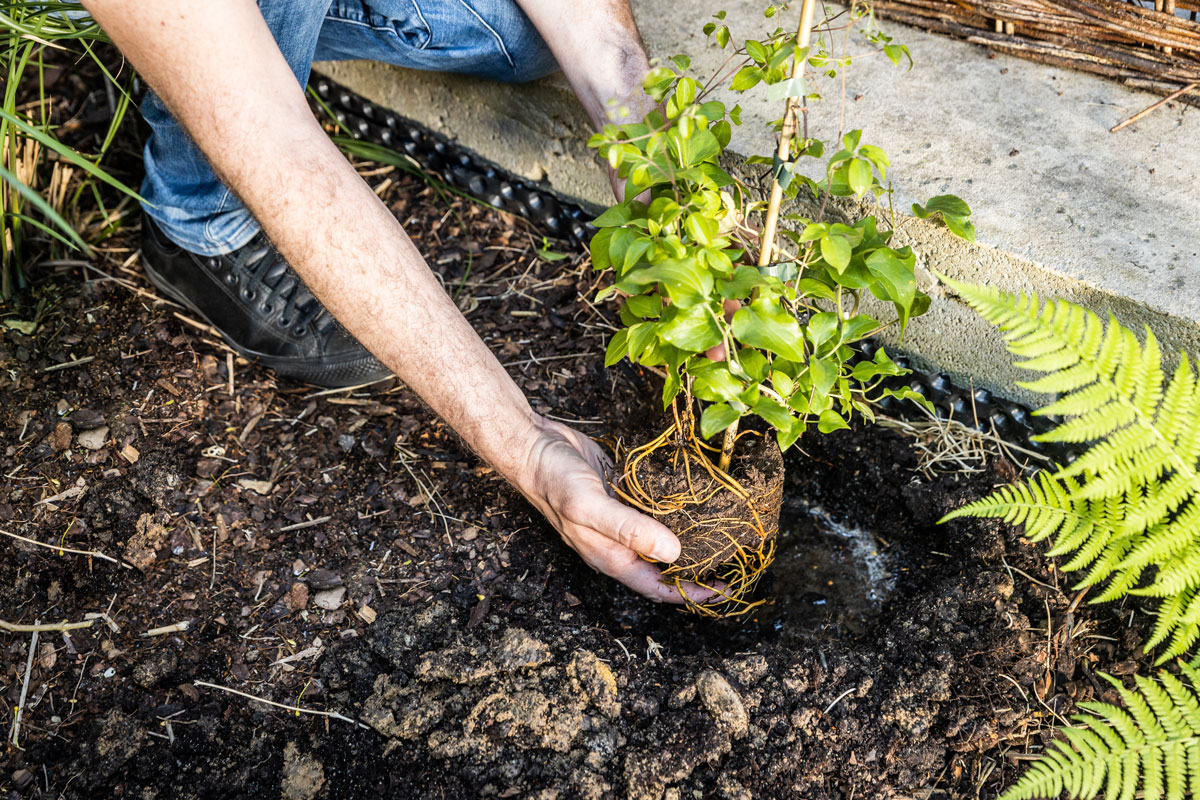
[756,0,817,271]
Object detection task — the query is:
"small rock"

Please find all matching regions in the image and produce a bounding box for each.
[237,479,273,495]
[49,421,73,451]
[460,526,478,542]
[124,513,168,571]
[133,649,178,689]
[696,670,748,739]
[11,769,34,791]
[281,741,325,800]
[285,582,309,612]
[71,408,106,430]
[76,426,110,450]
[305,568,342,590]
[337,434,355,452]
[313,587,346,610]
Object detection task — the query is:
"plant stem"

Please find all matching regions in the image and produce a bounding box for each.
[719,419,739,473]
[757,0,817,270]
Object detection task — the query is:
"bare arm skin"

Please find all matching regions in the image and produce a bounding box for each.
[82,0,712,603]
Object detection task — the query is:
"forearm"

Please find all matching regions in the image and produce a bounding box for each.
[516,0,655,127]
[83,0,542,484]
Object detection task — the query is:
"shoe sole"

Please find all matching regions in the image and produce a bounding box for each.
[140,249,392,388]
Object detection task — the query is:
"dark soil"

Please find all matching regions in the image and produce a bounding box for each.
[0,134,1161,800]
[624,428,784,585]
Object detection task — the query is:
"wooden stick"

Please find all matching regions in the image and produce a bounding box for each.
[1,618,95,633]
[756,0,818,270]
[1110,81,1197,131]
[10,629,37,747]
[194,681,368,728]
[0,528,132,568]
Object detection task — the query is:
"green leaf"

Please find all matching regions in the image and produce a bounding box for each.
[818,409,850,433]
[625,294,663,318]
[777,417,806,451]
[745,39,768,64]
[912,195,975,242]
[883,43,913,69]
[700,403,741,439]
[754,396,794,431]
[604,328,629,367]
[842,130,862,151]
[913,194,971,218]
[668,127,721,167]
[847,158,873,197]
[593,205,631,228]
[658,304,723,351]
[684,213,719,246]
[865,246,918,333]
[820,234,852,272]
[806,311,840,350]
[841,314,880,343]
[809,356,837,396]
[732,298,807,362]
[621,258,714,307]
[767,75,807,103]
[730,66,763,92]
[691,361,745,402]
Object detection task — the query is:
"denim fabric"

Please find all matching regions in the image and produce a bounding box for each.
[141,0,558,255]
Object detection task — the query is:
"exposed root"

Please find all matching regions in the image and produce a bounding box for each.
[610,411,782,618]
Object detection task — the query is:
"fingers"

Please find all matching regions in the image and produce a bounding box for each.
[606,557,722,605]
[571,529,722,605]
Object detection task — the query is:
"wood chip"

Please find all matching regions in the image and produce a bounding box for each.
[119,444,140,464]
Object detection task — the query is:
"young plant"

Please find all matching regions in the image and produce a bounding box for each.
[587,0,972,608]
[588,2,969,465]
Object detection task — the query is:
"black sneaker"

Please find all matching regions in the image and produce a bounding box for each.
[140,217,392,388]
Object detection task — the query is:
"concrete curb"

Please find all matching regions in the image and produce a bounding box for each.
[314,0,1200,404]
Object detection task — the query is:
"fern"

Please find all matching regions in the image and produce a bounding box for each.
[999,663,1200,800]
[940,278,1200,661]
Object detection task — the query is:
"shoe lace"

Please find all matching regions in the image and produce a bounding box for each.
[231,235,333,335]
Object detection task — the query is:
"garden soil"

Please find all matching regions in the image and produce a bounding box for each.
[0,166,1161,799]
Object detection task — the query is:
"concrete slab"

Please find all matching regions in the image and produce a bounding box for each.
[314,0,1200,404]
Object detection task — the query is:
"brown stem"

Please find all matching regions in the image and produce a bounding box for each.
[757,0,818,269]
[719,418,740,472]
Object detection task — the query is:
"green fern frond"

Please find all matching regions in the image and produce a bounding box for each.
[940,277,1200,664]
[1000,667,1200,800]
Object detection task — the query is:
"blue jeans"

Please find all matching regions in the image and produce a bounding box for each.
[142,0,559,255]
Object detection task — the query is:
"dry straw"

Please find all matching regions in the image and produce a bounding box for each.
[874,0,1200,112]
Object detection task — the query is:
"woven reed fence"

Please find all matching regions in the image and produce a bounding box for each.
[873,0,1200,109]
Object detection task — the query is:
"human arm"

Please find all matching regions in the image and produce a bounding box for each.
[81,0,711,603]
[513,0,659,199]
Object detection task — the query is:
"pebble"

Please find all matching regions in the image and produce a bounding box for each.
[76,426,109,450]
[696,670,748,739]
[71,408,106,430]
[313,587,346,610]
[49,421,73,451]
[305,568,343,590]
[285,582,310,612]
